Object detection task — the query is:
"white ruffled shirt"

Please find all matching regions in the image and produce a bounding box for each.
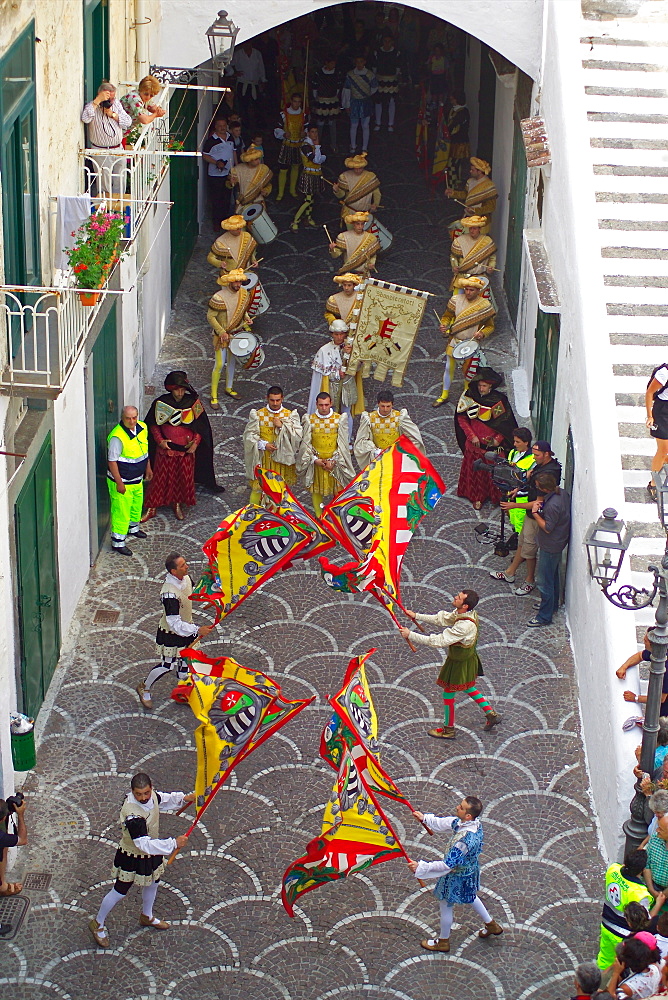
[414,814,480,880]
[126,790,186,856]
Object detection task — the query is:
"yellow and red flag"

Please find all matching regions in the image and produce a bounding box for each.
[183,647,313,815]
[319,436,446,622]
[281,746,406,916]
[254,465,335,561]
[192,504,314,620]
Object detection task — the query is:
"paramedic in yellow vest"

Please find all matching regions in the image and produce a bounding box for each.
[243,385,303,504]
[506,428,535,535]
[597,849,658,972]
[107,406,152,556]
[354,390,425,469]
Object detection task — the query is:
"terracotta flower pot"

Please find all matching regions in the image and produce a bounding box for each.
[78,290,101,306]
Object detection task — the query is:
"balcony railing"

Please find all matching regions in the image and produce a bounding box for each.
[80,94,171,242]
[0,282,109,397]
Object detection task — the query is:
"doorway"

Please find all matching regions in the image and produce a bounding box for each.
[92,304,119,549]
[15,434,60,718]
[504,115,527,323]
[169,87,199,300]
[531,309,561,442]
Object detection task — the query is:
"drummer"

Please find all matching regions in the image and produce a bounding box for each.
[206,268,253,405]
[433,275,497,408]
[450,216,496,289]
[324,272,363,326]
[207,214,258,274]
[329,212,380,277]
[333,152,381,228]
[230,145,273,213]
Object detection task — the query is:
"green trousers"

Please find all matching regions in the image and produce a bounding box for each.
[108,480,144,547]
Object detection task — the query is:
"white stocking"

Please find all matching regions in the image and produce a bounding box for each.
[361,116,370,151]
[439,900,454,939]
[349,119,359,151]
[96,888,125,927]
[141,882,159,919]
[471,896,492,923]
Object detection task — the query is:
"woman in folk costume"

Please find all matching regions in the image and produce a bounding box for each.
[329,211,381,276]
[207,214,258,273]
[143,372,221,522]
[446,156,498,239]
[434,275,496,407]
[297,390,356,515]
[291,122,327,231]
[323,272,363,325]
[243,385,303,505]
[230,145,273,212]
[274,91,305,201]
[333,151,381,227]
[454,367,517,510]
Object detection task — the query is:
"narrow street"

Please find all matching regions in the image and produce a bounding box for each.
[10,107,604,1000]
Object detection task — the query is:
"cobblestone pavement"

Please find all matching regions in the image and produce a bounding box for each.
[6,111,605,999]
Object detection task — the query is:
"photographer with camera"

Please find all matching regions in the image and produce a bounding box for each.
[491,441,562,595]
[0,792,27,897]
[81,81,131,197]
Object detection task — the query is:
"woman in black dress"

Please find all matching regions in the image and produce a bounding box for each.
[645,364,668,499]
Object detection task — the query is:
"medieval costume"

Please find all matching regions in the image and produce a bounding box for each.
[412,808,503,952]
[341,60,378,154]
[207,214,258,272]
[324,272,363,325]
[448,157,498,239]
[372,39,401,131]
[454,367,517,509]
[334,153,381,226]
[230,146,273,211]
[274,100,305,200]
[136,567,200,709]
[450,216,496,282]
[446,101,470,190]
[354,406,424,468]
[313,62,342,150]
[243,400,302,503]
[330,212,380,276]
[297,406,356,515]
[308,320,363,441]
[89,783,193,947]
[207,268,253,403]
[143,373,219,521]
[434,275,497,405]
[291,130,326,231]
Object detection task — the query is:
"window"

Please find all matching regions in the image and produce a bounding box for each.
[83,0,109,102]
[1,23,39,286]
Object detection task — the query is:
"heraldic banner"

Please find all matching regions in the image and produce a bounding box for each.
[345,277,429,387]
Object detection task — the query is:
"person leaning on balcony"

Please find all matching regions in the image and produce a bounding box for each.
[81,81,132,149]
[107,406,151,556]
[645,363,668,502]
[120,75,166,147]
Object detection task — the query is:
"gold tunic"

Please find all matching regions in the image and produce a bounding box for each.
[254,406,297,485]
[324,290,357,325]
[207,231,257,271]
[310,412,340,497]
[369,409,402,450]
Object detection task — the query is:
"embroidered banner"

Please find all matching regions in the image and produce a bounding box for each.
[345,277,429,386]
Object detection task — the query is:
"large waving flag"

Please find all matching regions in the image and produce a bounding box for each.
[254,465,335,561]
[319,436,446,622]
[183,647,313,810]
[281,746,406,916]
[192,504,313,619]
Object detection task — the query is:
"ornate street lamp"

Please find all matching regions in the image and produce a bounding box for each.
[585,507,668,848]
[653,468,668,533]
[206,10,239,70]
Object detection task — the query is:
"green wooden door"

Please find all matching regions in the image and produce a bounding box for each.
[169,88,199,300]
[503,116,527,323]
[531,310,561,442]
[83,0,109,102]
[92,304,118,548]
[15,434,60,718]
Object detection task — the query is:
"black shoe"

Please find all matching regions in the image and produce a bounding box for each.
[207,483,226,494]
[0,923,11,937]
[112,545,133,556]
[129,530,148,540]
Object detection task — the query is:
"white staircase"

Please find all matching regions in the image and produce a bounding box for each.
[580,0,668,633]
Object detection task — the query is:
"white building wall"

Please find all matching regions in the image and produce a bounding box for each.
[490,74,516,278]
[140,179,173,385]
[158,0,543,82]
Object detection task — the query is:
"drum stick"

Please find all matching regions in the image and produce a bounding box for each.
[323,224,334,244]
[321,176,335,187]
[433,309,443,323]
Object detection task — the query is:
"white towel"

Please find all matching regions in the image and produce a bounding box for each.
[55,196,92,270]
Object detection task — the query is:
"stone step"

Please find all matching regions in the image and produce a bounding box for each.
[622,453,652,470]
[591,146,668,169]
[591,136,668,151]
[611,334,668,347]
[584,94,668,116]
[583,59,668,74]
[601,250,668,264]
[581,36,668,48]
[595,228,668,247]
[579,18,668,43]
[625,486,656,503]
[594,165,668,179]
[615,363,661,377]
[605,275,668,288]
[583,64,668,84]
[589,112,668,123]
[585,85,668,101]
[600,219,668,231]
[595,176,668,195]
[589,120,668,139]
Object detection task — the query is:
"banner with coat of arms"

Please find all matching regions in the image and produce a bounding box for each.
[345,277,429,387]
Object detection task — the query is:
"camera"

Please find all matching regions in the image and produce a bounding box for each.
[6,792,24,815]
[472,451,527,495]
[100,99,112,109]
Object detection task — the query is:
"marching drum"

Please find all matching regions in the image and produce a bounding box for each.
[242,202,278,245]
[242,271,270,317]
[364,215,393,252]
[452,338,487,380]
[229,331,265,371]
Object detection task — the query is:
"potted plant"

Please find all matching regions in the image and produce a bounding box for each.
[65,212,125,305]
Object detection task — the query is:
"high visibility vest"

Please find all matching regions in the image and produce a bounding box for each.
[107,421,149,484]
[597,863,652,969]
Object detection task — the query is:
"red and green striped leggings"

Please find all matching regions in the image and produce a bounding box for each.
[443,686,493,726]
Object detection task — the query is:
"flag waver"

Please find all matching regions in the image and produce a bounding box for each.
[281,747,406,916]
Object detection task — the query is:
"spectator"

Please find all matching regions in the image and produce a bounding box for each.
[81,81,131,197]
[643,815,668,904]
[572,961,602,999]
[495,441,562,594]
[605,934,662,997]
[120,75,165,147]
[642,789,668,845]
[426,43,449,107]
[597,849,653,971]
[526,472,571,627]
[645,363,668,502]
[619,629,668,724]
[654,911,668,960]
[202,116,235,230]
[229,121,245,164]
[228,40,266,130]
[0,795,27,897]
[623,901,650,933]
